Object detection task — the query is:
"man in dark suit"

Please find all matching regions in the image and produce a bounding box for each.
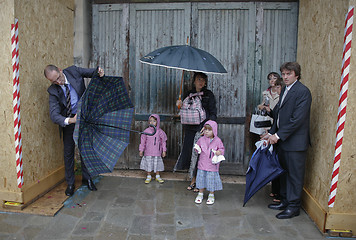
[263,62,312,219]
[44,65,104,196]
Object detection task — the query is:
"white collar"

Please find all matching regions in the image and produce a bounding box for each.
[63,73,69,85]
[286,80,298,91]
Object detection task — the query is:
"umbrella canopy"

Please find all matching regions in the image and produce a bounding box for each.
[139,45,227,74]
[243,145,285,206]
[74,74,134,177]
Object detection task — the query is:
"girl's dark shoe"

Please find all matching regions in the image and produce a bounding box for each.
[187,183,196,191]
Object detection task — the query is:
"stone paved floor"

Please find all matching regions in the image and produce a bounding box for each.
[0,175,327,240]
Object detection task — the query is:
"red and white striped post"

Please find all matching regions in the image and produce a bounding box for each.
[328,6,354,208]
[11,18,23,188]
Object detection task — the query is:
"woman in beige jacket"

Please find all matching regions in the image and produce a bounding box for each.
[258,72,282,111]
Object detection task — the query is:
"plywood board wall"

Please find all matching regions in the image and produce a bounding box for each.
[298,0,349,213]
[298,0,356,224]
[0,0,74,202]
[333,0,356,214]
[0,0,21,198]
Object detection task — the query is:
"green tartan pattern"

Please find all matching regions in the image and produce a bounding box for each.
[74,75,134,176]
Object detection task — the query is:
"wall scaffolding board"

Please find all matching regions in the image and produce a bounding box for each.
[0,0,74,204]
[298,0,356,235]
[0,0,20,197]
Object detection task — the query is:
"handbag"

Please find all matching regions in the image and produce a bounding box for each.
[180,92,206,125]
[249,114,271,135]
[254,120,272,128]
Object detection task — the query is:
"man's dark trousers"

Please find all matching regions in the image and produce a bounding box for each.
[277,148,307,209]
[63,123,90,185]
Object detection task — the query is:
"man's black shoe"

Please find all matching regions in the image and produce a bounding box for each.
[276,208,300,219]
[65,184,75,196]
[268,202,287,210]
[83,179,97,191]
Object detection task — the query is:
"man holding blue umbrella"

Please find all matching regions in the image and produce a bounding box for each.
[263,62,312,219]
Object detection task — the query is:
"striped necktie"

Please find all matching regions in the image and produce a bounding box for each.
[65,84,72,117]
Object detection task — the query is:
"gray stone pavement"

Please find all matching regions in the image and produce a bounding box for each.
[0,175,328,240]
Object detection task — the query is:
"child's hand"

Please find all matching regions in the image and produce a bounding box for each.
[176,100,182,108]
[194,144,202,154]
[200,127,204,135]
[98,67,105,77]
[215,150,221,156]
[162,151,166,158]
[263,106,271,113]
[139,151,143,157]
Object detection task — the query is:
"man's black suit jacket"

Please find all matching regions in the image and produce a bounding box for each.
[47,65,96,127]
[269,80,312,152]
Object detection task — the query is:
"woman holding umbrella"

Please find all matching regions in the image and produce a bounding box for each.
[139,44,226,191]
[174,72,217,191]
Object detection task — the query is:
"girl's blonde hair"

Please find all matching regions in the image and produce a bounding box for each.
[204,124,212,130]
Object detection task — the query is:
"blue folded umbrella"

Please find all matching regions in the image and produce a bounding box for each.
[243,145,285,206]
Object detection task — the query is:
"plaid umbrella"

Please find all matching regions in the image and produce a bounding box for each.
[74,74,134,177]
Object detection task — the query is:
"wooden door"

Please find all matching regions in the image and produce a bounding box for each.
[91,1,298,173]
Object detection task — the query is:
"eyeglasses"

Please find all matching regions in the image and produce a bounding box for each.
[50,72,63,85]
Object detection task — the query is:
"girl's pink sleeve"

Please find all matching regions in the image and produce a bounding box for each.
[139,134,147,152]
[160,130,168,152]
[218,140,225,156]
[194,138,203,153]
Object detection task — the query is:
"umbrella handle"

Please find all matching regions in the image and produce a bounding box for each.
[142,125,157,136]
[178,71,184,110]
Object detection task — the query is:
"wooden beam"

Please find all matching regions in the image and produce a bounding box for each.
[93,0,298,4]
[21,166,65,204]
[326,213,356,237]
[0,190,23,203]
[302,187,327,233]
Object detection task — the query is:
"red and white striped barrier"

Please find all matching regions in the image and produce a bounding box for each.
[11,18,23,188]
[328,6,354,208]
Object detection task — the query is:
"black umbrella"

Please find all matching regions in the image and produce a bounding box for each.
[139,43,227,104]
[139,45,227,74]
[244,145,285,206]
